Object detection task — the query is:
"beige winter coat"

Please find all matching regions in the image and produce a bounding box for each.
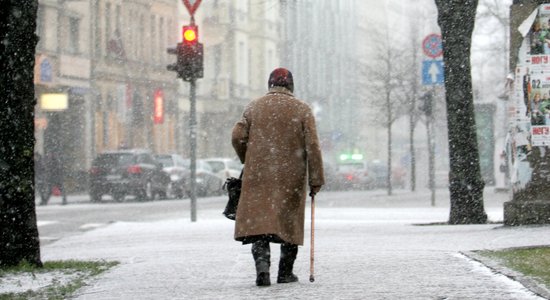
[231,86,325,245]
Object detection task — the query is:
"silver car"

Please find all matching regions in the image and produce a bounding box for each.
[154,154,188,199]
[202,157,243,181]
[186,159,224,197]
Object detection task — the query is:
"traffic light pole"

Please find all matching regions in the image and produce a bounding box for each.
[166,20,203,222]
[189,78,197,222]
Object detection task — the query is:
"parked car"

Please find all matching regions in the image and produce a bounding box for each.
[322,161,340,191]
[89,149,169,202]
[154,154,188,199]
[202,157,243,181]
[392,165,407,189]
[185,159,224,197]
[334,161,373,190]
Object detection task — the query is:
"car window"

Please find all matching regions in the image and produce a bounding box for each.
[369,164,387,175]
[155,155,174,167]
[94,153,134,168]
[175,156,185,167]
[338,163,366,172]
[183,159,190,168]
[198,161,213,172]
[138,154,154,164]
[207,161,225,173]
[228,160,242,170]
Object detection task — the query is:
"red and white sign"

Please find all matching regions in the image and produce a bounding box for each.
[422,33,443,58]
[153,89,164,124]
[531,125,550,146]
[182,0,202,16]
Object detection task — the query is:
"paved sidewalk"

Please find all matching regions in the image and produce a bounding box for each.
[41,189,550,299]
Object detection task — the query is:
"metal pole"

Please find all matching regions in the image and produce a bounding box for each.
[190,78,197,222]
[429,86,436,207]
[428,117,436,206]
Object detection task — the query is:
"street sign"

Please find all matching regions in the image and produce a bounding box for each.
[422,33,443,58]
[422,60,444,85]
[182,0,202,16]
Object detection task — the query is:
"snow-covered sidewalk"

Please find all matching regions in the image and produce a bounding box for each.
[40,190,550,299]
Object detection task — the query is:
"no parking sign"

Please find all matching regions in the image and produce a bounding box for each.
[422,33,444,85]
[422,33,443,59]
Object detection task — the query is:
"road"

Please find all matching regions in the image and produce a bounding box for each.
[36,187,510,246]
[36,194,227,246]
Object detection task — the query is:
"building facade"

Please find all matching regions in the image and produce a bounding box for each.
[280,0,367,164]
[35,0,180,191]
[188,0,282,158]
[35,0,94,191]
[34,0,286,191]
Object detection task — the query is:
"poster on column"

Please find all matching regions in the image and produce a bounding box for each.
[517,4,550,126]
[531,125,550,146]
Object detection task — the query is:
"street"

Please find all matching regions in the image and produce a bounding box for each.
[36,194,226,246]
[37,188,508,247]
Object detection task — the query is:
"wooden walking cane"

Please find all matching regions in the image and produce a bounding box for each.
[309,193,315,283]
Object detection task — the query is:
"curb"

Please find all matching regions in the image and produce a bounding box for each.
[462,248,550,300]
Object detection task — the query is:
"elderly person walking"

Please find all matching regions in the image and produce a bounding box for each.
[231,68,325,286]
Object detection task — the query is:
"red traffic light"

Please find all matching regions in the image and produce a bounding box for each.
[182,25,198,44]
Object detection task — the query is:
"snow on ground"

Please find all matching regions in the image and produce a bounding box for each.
[3,189,549,299]
[0,270,85,294]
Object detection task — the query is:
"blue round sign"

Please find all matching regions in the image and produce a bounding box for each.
[422,33,443,58]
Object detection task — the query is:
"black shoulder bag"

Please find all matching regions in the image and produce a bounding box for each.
[222,170,242,220]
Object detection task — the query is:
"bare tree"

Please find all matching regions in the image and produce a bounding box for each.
[474,0,511,92]
[364,27,410,195]
[477,0,510,26]
[435,0,488,224]
[404,14,426,192]
[0,0,42,267]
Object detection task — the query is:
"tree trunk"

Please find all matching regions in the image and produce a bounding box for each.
[435,0,488,224]
[0,0,42,267]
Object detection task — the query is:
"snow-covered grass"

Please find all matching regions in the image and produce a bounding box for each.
[0,260,118,299]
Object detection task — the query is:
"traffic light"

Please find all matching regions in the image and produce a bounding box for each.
[183,25,198,45]
[166,24,204,81]
[419,91,433,116]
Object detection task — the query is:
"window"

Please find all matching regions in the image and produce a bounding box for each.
[208,162,225,173]
[36,5,44,49]
[160,17,165,62]
[139,14,144,59]
[105,2,111,56]
[151,15,156,62]
[138,154,153,164]
[116,5,121,34]
[68,17,80,54]
[94,1,101,57]
[228,160,242,170]
[238,41,248,85]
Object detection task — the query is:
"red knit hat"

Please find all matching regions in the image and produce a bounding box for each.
[268,68,294,92]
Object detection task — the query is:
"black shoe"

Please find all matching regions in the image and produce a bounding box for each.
[252,240,271,286]
[277,273,298,283]
[277,243,298,283]
[256,272,271,286]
